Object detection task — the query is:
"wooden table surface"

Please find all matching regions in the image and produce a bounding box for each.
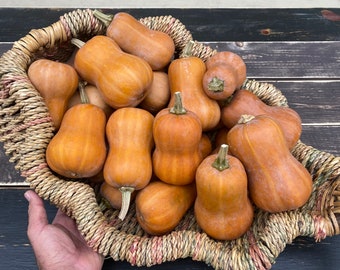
[0,8,339,270]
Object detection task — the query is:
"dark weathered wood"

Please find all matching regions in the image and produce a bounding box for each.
[1,8,340,42]
[211,41,340,79]
[299,126,340,156]
[250,80,340,124]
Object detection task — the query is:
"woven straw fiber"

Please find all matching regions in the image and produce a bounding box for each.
[0,9,340,270]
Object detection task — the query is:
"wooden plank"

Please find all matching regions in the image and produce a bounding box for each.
[1,8,340,42]
[209,41,340,79]
[0,8,72,42]
[300,126,340,156]
[261,80,340,124]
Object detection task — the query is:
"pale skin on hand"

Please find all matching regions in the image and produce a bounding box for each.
[25,190,104,270]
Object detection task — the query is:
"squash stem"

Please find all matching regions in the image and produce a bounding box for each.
[170,91,187,115]
[118,187,135,220]
[225,94,234,104]
[71,38,85,49]
[238,114,255,124]
[219,94,234,107]
[93,9,114,27]
[180,40,195,58]
[212,144,230,171]
[208,77,225,92]
[78,81,89,104]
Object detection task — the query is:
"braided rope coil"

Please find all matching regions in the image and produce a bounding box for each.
[0,9,339,270]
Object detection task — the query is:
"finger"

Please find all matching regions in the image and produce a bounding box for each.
[53,208,77,231]
[24,190,48,238]
[53,209,85,242]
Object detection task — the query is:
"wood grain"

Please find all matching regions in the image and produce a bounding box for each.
[209,41,340,79]
[1,8,340,42]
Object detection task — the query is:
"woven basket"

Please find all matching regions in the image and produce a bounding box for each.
[1,9,340,269]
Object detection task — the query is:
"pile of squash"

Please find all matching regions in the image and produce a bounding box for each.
[27,11,313,241]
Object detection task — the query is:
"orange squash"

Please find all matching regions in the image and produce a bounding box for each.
[227,114,313,213]
[94,10,175,71]
[139,71,170,114]
[103,107,154,220]
[202,63,238,100]
[153,92,203,185]
[46,103,107,179]
[87,169,105,184]
[168,46,221,131]
[67,83,114,118]
[206,51,247,88]
[27,59,79,129]
[72,35,153,109]
[221,89,302,149]
[136,180,196,235]
[199,133,213,158]
[214,127,229,149]
[195,144,253,240]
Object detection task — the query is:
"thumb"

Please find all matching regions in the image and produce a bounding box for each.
[24,190,48,239]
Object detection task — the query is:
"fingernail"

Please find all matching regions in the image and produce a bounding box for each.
[24,190,31,202]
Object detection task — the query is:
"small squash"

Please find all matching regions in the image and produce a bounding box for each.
[206,51,247,88]
[153,92,203,185]
[195,144,254,240]
[72,35,153,109]
[167,43,221,131]
[212,127,230,153]
[202,63,238,100]
[139,71,171,114]
[94,10,175,71]
[28,59,79,129]
[214,127,229,148]
[221,89,302,149]
[46,91,107,178]
[103,107,154,220]
[67,83,114,118]
[199,133,213,158]
[227,114,313,213]
[136,180,196,235]
[87,169,106,184]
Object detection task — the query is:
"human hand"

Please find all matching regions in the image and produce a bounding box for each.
[25,189,104,270]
